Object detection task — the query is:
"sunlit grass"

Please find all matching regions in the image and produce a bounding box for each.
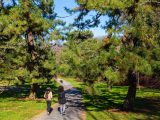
[85,86,160,120]
[0,99,46,120]
[0,80,59,120]
[62,76,160,120]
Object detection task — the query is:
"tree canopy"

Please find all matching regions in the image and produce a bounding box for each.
[64,0,160,110]
[0,0,59,99]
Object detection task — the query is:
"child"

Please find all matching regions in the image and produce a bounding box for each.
[44,87,53,115]
[58,86,70,115]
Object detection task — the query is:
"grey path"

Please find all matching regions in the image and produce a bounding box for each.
[31,78,85,120]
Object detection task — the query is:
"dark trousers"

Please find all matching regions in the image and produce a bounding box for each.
[46,100,51,112]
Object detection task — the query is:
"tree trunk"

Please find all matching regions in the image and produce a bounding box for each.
[0,0,3,8]
[108,85,112,90]
[29,83,39,99]
[107,80,112,91]
[18,76,25,85]
[27,29,35,58]
[123,70,137,111]
[26,29,38,99]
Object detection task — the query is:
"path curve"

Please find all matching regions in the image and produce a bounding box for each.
[31,78,85,120]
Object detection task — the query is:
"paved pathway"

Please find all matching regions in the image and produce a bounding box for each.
[31,78,85,120]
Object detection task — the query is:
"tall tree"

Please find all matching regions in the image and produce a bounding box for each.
[0,0,58,99]
[72,0,160,111]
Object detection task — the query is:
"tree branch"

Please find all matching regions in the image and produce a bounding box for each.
[140,1,160,7]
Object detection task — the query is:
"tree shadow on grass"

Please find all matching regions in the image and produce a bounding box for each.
[0,85,30,98]
[87,110,121,120]
[0,83,58,100]
[134,97,160,120]
[83,87,160,120]
[83,91,125,111]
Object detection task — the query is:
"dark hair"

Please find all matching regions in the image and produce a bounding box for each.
[58,86,64,93]
[60,80,63,83]
[46,87,51,91]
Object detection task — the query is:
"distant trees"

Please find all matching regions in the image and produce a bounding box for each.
[67,30,93,41]
[60,35,122,91]
[60,39,102,82]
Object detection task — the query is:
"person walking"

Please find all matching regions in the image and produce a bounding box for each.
[44,87,53,115]
[58,85,70,115]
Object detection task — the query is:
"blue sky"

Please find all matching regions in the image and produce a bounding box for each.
[4,0,106,37]
[54,0,106,37]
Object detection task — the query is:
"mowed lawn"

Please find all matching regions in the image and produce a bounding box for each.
[0,98,46,120]
[85,86,160,120]
[0,82,58,120]
[62,77,160,120]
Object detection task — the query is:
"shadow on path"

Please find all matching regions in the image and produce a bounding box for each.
[31,78,85,120]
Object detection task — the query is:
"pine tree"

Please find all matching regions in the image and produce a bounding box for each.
[0,0,58,99]
[73,0,160,111]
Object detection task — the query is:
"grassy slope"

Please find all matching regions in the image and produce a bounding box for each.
[61,76,160,120]
[0,81,59,120]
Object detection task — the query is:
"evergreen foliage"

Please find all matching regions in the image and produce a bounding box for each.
[0,0,58,98]
[67,0,160,110]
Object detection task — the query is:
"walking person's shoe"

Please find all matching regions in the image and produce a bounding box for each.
[63,112,66,115]
[49,108,53,114]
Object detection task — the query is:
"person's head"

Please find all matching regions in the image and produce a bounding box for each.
[58,85,64,93]
[60,80,63,83]
[46,87,51,92]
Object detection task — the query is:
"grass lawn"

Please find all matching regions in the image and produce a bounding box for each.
[0,81,59,120]
[62,76,160,120]
[0,98,46,120]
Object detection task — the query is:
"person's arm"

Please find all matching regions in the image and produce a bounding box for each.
[50,92,53,99]
[44,92,46,98]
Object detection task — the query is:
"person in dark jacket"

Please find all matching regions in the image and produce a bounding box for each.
[58,85,70,115]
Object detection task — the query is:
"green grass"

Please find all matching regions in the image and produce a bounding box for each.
[0,99,46,120]
[85,86,160,120]
[0,81,59,120]
[61,77,160,120]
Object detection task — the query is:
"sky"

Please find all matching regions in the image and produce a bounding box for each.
[54,0,106,37]
[4,0,106,37]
